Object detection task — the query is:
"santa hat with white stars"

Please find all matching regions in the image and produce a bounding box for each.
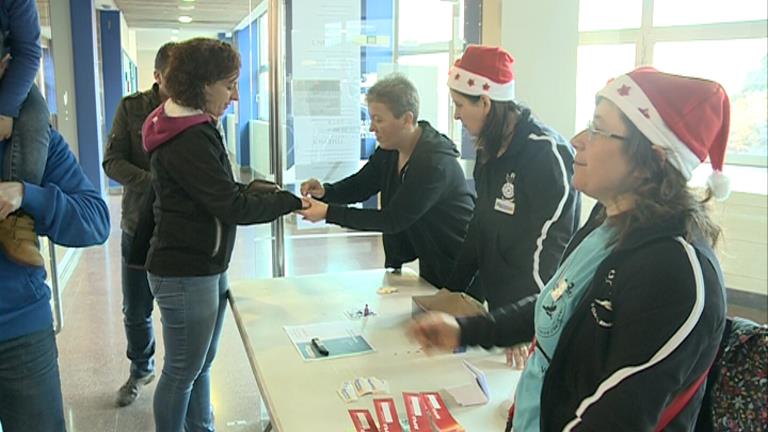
[598,67,732,200]
[448,45,516,101]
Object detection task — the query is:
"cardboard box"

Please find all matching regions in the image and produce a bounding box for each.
[411,289,488,318]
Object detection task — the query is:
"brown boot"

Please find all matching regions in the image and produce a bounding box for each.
[0,213,45,267]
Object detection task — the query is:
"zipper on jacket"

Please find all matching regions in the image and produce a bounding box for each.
[211,218,222,257]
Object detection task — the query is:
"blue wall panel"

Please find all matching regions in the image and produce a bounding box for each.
[235,27,252,167]
[70,0,105,195]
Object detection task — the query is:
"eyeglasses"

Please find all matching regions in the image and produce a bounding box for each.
[585,120,626,141]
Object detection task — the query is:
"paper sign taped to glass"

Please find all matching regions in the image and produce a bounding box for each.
[411,289,489,318]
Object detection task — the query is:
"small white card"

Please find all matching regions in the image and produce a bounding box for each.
[445,360,490,406]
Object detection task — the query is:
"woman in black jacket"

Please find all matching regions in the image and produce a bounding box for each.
[410,67,730,431]
[298,74,475,288]
[141,38,304,432]
[444,45,580,312]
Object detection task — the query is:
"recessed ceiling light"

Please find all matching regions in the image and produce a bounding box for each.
[178,5,194,11]
[178,15,193,24]
[180,0,195,2]
[171,29,180,34]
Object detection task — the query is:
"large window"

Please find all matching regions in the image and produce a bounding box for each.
[257,13,270,121]
[577,0,768,167]
[396,0,465,144]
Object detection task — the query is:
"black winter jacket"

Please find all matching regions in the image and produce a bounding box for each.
[458,205,727,431]
[141,106,301,277]
[446,109,580,309]
[323,121,475,288]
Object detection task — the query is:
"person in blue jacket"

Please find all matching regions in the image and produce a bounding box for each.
[0,0,52,267]
[0,126,111,432]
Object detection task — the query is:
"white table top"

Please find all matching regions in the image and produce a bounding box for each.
[228,269,520,432]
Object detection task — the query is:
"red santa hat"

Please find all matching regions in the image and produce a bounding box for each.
[448,45,516,101]
[598,67,732,200]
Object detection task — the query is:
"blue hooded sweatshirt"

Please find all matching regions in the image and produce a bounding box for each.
[0,128,110,342]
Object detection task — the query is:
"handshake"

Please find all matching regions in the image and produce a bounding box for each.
[244,177,326,222]
[297,178,327,222]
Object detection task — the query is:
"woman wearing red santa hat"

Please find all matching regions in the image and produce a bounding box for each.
[443,45,581,315]
[410,66,729,431]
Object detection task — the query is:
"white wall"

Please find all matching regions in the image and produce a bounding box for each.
[136,49,157,91]
[119,12,138,63]
[49,0,79,155]
[499,0,579,138]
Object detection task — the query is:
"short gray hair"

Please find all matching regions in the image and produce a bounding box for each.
[366,74,419,123]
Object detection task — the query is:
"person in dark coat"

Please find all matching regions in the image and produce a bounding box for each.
[409,67,730,432]
[444,45,580,312]
[299,74,475,288]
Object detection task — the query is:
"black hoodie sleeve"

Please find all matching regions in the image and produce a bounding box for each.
[322,149,384,204]
[157,128,302,225]
[325,156,448,233]
[457,294,537,349]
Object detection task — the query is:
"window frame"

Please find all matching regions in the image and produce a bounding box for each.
[578,0,767,167]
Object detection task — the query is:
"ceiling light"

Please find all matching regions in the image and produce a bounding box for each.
[171,29,180,34]
[178,5,194,10]
[178,15,193,24]
[180,0,195,2]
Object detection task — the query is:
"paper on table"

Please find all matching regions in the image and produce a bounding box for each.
[445,360,490,406]
[284,321,375,361]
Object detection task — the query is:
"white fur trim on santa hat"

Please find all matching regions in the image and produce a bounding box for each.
[598,74,700,180]
[448,65,515,101]
[707,170,731,201]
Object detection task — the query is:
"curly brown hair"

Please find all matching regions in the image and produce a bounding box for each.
[596,101,722,248]
[164,38,241,111]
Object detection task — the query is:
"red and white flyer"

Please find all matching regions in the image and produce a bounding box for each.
[348,409,380,432]
[373,398,403,432]
[403,392,433,431]
[420,392,465,432]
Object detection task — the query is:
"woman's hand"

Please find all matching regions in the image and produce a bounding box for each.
[506,343,530,370]
[297,197,327,222]
[407,312,461,353]
[300,178,325,199]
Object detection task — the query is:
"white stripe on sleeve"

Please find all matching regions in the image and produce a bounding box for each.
[562,237,706,431]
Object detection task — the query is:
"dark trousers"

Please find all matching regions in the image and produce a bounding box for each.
[121,231,155,378]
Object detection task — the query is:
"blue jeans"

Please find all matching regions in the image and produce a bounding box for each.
[149,273,228,432]
[0,329,65,432]
[1,84,50,184]
[121,232,155,378]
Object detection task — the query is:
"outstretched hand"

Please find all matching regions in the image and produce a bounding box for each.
[297,196,327,222]
[299,178,325,199]
[406,312,461,354]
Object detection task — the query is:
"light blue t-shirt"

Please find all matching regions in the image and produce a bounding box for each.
[513,223,616,431]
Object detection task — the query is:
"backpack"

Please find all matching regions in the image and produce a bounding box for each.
[697,317,768,431]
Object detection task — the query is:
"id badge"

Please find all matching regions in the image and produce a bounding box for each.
[494,198,515,215]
